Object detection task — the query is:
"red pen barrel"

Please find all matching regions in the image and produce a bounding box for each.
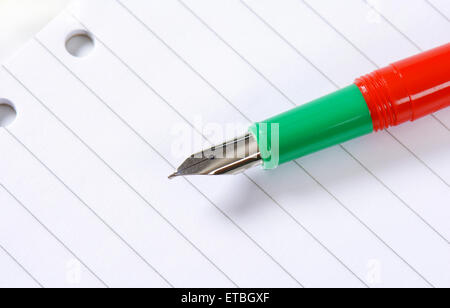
[355,43,450,131]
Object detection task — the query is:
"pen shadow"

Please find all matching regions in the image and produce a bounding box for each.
[222,127,450,218]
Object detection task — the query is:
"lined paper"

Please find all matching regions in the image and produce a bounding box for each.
[0,0,449,288]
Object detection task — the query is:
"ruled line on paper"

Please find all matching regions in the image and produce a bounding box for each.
[362,0,422,50]
[175,0,304,107]
[433,116,450,131]
[341,145,448,245]
[4,130,172,287]
[182,177,305,288]
[115,0,252,124]
[299,0,378,68]
[424,0,450,22]
[0,179,109,288]
[245,176,369,287]
[290,160,435,287]
[0,114,173,287]
[229,0,342,92]
[0,240,43,288]
[385,132,449,188]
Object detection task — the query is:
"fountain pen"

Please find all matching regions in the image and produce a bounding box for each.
[169,43,450,179]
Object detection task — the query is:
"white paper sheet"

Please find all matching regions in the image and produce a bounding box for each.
[0,0,449,288]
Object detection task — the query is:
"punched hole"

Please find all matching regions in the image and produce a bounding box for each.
[0,99,17,127]
[65,30,95,57]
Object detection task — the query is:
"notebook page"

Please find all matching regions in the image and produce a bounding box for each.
[0,0,449,288]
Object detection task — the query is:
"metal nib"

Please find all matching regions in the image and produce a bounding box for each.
[169,133,262,178]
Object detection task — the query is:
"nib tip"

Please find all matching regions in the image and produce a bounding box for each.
[168,172,179,180]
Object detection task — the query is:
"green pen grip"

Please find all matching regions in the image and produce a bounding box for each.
[249,84,373,169]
